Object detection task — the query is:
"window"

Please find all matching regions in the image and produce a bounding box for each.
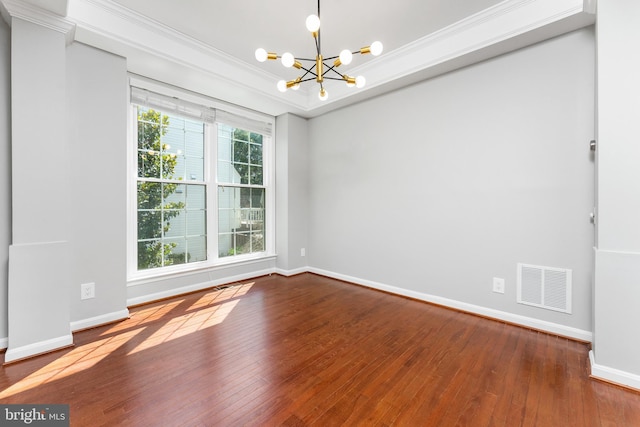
[217,125,265,257]
[129,84,274,277]
[136,108,207,270]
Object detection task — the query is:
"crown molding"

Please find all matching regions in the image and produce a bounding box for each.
[64,0,594,117]
[67,0,308,114]
[303,0,595,112]
[0,0,75,44]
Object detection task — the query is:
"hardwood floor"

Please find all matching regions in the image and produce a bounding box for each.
[1,273,639,426]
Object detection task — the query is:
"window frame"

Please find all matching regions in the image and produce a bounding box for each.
[126,81,276,282]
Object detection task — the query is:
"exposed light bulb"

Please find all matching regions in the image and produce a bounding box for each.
[339,49,353,66]
[306,14,320,32]
[370,41,383,56]
[281,52,295,68]
[277,80,287,92]
[355,75,366,88]
[255,48,268,62]
[319,88,328,101]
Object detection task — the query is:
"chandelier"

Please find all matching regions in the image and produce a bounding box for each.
[255,0,383,101]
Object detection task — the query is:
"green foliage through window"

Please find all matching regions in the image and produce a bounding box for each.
[136,108,206,270]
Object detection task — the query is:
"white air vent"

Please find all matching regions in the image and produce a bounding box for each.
[517,263,572,314]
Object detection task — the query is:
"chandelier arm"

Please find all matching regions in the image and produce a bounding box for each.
[298,68,317,79]
[316,0,321,54]
[323,63,345,78]
[314,35,321,58]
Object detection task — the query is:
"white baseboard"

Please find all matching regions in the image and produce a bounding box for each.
[70,309,130,332]
[4,334,74,364]
[308,267,593,342]
[589,350,640,391]
[127,268,276,307]
[274,266,308,277]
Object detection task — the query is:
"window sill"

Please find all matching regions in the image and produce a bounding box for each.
[127,252,277,287]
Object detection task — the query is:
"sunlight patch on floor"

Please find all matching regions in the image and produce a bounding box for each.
[0,282,255,399]
[0,328,146,399]
[127,299,240,355]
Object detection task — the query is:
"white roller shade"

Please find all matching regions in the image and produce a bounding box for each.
[130,85,273,136]
[131,87,216,124]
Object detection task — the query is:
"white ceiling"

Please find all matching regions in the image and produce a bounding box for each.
[5,0,596,117]
[111,0,503,68]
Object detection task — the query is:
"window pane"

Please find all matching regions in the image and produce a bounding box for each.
[218,124,266,186]
[164,183,185,207]
[186,157,204,181]
[186,210,205,236]
[164,126,185,154]
[249,144,263,166]
[234,140,248,164]
[172,155,186,181]
[136,107,207,271]
[218,134,232,163]
[218,233,233,257]
[235,232,250,255]
[164,211,185,238]
[218,208,235,233]
[187,236,207,262]
[186,185,206,209]
[217,160,234,183]
[251,231,264,252]
[138,182,162,210]
[186,120,202,133]
[250,165,263,186]
[250,133,263,145]
[138,240,162,269]
[138,210,162,240]
[168,116,185,131]
[234,164,248,184]
[138,121,161,151]
[250,188,265,209]
[234,128,249,142]
[166,238,186,266]
[138,150,160,178]
[186,130,204,157]
[218,186,265,258]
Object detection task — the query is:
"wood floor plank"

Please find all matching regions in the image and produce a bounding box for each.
[1,273,639,426]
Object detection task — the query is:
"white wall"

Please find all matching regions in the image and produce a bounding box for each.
[0,17,10,346]
[308,28,595,336]
[66,42,129,329]
[591,0,640,388]
[7,18,72,361]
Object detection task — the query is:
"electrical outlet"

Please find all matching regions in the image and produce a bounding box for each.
[492,277,505,294]
[81,282,95,300]
[301,248,306,257]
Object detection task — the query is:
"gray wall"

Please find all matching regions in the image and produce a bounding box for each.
[275,113,309,273]
[0,18,10,345]
[307,28,595,333]
[67,42,129,327]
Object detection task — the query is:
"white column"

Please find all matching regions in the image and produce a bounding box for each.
[591,0,640,389]
[6,15,75,362]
